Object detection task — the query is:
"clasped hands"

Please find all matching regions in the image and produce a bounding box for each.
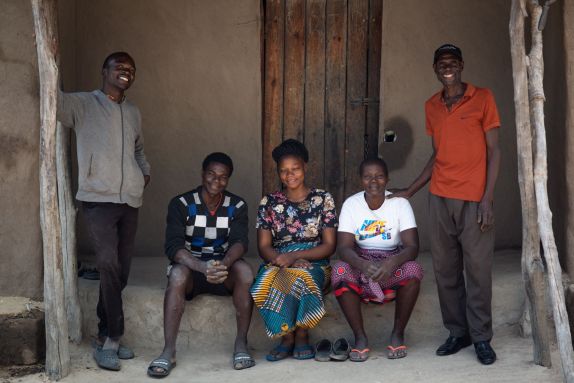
[204,260,228,284]
[362,259,395,283]
[271,253,313,269]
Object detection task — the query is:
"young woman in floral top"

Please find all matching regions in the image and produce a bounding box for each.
[250,139,337,361]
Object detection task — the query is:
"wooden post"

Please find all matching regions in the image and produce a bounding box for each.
[564,0,574,349]
[31,0,70,380]
[564,0,574,281]
[56,121,82,343]
[527,1,574,381]
[509,0,551,367]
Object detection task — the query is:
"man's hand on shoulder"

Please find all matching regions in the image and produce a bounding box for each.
[387,188,411,199]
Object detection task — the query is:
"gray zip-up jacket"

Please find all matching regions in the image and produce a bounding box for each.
[57,89,151,208]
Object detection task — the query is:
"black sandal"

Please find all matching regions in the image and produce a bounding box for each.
[233,352,256,370]
[147,358,176,378]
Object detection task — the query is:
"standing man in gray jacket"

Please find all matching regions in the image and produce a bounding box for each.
[57,52,150,371]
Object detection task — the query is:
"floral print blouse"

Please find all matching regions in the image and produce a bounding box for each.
[256,189,338,249]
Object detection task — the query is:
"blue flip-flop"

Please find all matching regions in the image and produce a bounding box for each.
[266,344,293,362]
[293,344,315,360]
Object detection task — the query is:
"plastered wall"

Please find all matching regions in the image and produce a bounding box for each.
[7,0,563,298]
[59,0,263,258]
[0,0,43,297]
[64,0,523,260]
[380,0,522,250]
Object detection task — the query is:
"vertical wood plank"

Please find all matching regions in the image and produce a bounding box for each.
[283,0,306,141]
[57,122,82,344]
[527,3,574,381]
[365,0,381,159]
[304,0,326,189]
[344,0,369,198]
[263,0,285,194]
[563,0,574,278]
[325,0,347,208]
[31,0,71,379]
[509,0,551,368]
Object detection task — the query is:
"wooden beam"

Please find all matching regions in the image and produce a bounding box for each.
[283,0,306,141]
[30,0,70,379]
[564,0,574,280]
[344,0,368,198]
[365,0,382,159]
[263,0,285,194]
[526,1,574,381]
[56,121,81,344]
[324,0,347,207]
[304,0,326,189]
[509,0,551,367]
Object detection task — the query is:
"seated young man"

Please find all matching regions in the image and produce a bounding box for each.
[148,152,255,378]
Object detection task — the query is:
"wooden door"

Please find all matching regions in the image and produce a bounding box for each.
[262,0,382,208]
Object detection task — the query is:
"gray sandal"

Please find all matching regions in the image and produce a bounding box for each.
[233,352,256,370]
[92,340,134,359]
[330,338,351,361]
[117,344,134,359]
[147,358,176,378]
[93,347,121,371]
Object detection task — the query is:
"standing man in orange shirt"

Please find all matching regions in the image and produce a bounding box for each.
[390,44,500,365]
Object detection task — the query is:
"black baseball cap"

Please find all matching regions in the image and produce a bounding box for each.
[433,44,463,64]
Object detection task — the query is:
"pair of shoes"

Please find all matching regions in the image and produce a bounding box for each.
[233,351,256,370]
[293,344,315,360]
[349,348,370,362]
[314,338,351,362]
[436,335,472,356]
[93,347,121,371]
[147,358,176,378]
[475,341,497,365]
[266,344,293,362]
[91,339,134,359]
[387,345,408,359]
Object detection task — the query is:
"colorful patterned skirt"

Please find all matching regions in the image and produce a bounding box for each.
[250,242,331,338]
[331,247,423,304]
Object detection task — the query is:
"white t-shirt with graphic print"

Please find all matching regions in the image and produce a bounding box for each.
[338,191,417,250]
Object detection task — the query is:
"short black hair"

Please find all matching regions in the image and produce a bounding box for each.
[202,152,234,176]
[272,139,309,164]
[102,52,135,69]
[359,157,388,178]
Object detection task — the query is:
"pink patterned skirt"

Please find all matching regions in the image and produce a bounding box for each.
[331,247,423,304]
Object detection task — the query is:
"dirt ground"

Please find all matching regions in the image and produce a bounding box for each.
[2,324,563,383]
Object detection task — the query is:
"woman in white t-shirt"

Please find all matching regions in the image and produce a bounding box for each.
[331,157,423,361]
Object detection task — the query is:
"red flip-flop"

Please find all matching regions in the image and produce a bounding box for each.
[387,345,408,359]
[349,348,370,362]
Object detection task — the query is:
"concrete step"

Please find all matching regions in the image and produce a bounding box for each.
[78,250,524,351]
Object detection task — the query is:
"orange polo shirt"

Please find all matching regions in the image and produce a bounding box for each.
[425,83,500,202]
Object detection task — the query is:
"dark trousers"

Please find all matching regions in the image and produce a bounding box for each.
[82,202,139,339]
[429,194,494,343]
